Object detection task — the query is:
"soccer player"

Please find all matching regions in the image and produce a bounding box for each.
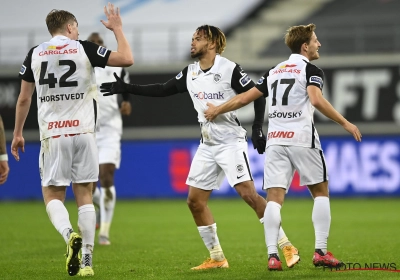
[87,32,131,246]
[100,25,299,270]
[0,115,10,185]
[203,23,362,271]
[11,3,133,276]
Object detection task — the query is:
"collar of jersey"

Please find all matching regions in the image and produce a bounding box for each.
[51,35,69,42]
[194,54,222,75]
[289,53,309,62]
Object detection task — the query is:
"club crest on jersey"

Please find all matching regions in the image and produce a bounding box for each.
[191,71,199,80]
[176,71,183,80]
[97,46,108,57]
[236,164,244,173]
[213,73,222,83]
[257,77,265,85]
[19,65,26,75]
[310,76,323,88]
[240,75,251,87]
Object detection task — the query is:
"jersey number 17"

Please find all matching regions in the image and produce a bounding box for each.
[270,78,295,106]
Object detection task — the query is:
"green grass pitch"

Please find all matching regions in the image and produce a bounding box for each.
[0,198,399,279]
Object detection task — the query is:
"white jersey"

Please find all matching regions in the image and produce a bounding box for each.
[175,55,254,145]
[95,66,129,134]
[19,35,111,140]
[256,54,324,149]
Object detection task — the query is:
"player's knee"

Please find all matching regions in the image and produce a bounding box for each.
[235,183,257,202]
[308,181,329,198]
[99,174,114,188]
[187,197,206,212]
[266,188,285,205]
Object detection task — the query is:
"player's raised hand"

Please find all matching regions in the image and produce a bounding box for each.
[343,121,362,142]
[100,2,122,31]
[101,72,131,96]
[204,102,219,121]
[11,135,25,161]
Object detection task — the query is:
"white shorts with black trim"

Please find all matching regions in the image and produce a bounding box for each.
[39,133,99,187]
[263,145,328,191]
[96,128,121,168]
[186,141,253,190]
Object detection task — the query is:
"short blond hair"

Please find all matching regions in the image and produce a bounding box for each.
[285,23,316,53]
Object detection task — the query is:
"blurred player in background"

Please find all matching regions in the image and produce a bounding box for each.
[204,23,361,271]
[100,25,299,270]
[0,115,10,185]
[12,3,133,276]
[87,32,131,246]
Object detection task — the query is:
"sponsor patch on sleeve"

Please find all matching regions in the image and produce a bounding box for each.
[240,75,251,87]
[19,65,26,75]
[257,77,265,85]
[176,71,183,80]
[310,76,323,88]
[97,46,108,57]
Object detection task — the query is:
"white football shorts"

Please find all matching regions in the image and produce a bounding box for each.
[96,128,121,169]
[263,145,328,191]
[39,133,99,187]
[186,141,253,190]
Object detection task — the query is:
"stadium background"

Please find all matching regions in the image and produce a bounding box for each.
[1,0,400,200]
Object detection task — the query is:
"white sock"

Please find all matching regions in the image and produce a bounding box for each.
[260,217,291,249]
[46,199,73,244]
[78,204,96,256]
[312,196,330,254]
[198,223,225,261]
[264,201,281,255]
[99,186,116,238]
[92,187,101,208]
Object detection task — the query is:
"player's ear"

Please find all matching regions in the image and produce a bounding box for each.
[302,42,308,53]
[66,23,72,34]
[208,40,216,51]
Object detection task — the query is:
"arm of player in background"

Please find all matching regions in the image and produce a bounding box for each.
[119,68,132,115]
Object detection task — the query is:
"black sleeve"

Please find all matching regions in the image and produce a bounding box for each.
[120,68,130,101]
[253,95,266,127]
[255,70,270,98]
[305,63,324,90]
[230,64,255,93]
[79,40,111,68]
[128,67,188,97]
[19,46,37,82]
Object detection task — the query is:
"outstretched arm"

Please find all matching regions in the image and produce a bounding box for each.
[101,73,182,97]
[204,87,263,121]
[308,85,362,141]
[102,67,188,97]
